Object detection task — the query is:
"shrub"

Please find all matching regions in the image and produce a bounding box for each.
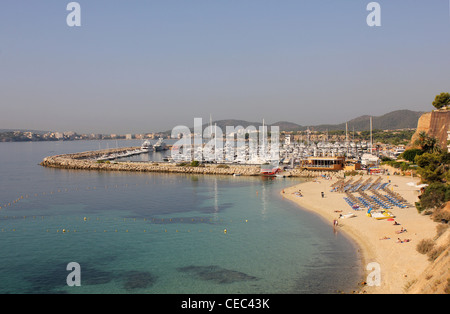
[428,246,446,261]
[401,148,423,163]
[190,160,200,167]
[416,239,435,255]
[216,164,230,169]
[432,207,450,223]
[435,224,449,237]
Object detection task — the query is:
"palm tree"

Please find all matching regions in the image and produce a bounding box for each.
[414,132,441,153]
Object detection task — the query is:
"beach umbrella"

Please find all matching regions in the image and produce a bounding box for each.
[387,218,394,221]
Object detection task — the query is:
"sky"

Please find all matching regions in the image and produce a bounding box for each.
[1,0,449,134]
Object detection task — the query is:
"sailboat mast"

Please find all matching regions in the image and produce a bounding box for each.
[370,116,373,154]
[214,122,217,161]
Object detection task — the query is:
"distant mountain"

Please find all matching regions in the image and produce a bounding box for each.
[0,129,52,134]
[309,110,425,132]
[182,110,424,133]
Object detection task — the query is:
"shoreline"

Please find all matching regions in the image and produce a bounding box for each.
[39,148,441,293]
[281,174,438,294]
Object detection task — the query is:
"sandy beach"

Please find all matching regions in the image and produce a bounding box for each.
[282,173,438,294]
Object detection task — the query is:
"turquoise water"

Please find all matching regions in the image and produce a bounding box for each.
[0,141,362,294]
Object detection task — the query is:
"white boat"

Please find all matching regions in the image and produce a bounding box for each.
[371,212,394,220]
[141,140,151,152]
[339,213,356,219]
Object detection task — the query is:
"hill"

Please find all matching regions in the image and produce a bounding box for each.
[309,110,424,131]
[168,110,424,134]
[0,129,51,135]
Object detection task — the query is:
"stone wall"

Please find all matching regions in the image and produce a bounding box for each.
[410,109,450,149]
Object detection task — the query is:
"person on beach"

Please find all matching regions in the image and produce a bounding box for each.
[321,192,324,198]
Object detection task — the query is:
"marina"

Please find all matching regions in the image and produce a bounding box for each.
[92,138,381,174]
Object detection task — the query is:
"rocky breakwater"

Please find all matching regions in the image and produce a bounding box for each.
[40,147,262,176]
[40,147,345,178]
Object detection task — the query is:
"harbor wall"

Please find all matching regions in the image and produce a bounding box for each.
[40,147,345,178]
[410,109,450,149]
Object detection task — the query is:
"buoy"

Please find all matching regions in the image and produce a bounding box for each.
[83,217,87,221]
[224,229,227,234]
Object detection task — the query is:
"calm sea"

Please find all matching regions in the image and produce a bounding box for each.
[0,140,362,294]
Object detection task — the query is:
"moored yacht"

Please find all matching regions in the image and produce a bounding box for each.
[141,140,151,152]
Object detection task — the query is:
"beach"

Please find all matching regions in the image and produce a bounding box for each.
[282,173,438,294]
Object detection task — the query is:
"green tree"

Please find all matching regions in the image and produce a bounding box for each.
[414,132,441,154]
[401,148,423,162]
[432,92,450,109]
[415,152,450,184]
[416,183,450,212]
[415,153,443,183]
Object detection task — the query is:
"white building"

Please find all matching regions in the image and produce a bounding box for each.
[361,153,380,167]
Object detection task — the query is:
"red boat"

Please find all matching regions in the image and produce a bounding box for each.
[260,163,281,177]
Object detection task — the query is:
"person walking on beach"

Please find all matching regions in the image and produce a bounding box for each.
[321,191,324,198]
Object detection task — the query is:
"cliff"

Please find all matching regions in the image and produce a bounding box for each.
[410,109,450,149]
[407,220,450,294]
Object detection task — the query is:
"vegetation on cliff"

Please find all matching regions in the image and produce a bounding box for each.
[432,92,450,110]
[413,134,450,214]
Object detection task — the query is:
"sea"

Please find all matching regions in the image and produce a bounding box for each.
[0,140,362,294]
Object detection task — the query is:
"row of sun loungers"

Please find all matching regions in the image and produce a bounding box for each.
[335,176,412,210]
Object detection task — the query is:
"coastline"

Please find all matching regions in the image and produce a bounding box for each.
[39,148,441,293]
[281,173,438,294]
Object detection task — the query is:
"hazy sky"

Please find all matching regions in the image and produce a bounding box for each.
[1,0,449,134]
